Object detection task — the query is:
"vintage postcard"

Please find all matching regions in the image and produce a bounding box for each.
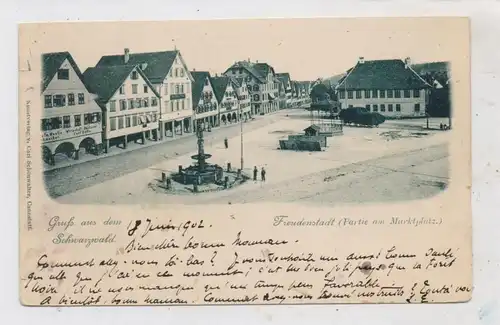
[19,17,471,306]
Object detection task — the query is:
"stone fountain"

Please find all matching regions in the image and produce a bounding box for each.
[171,120,224,186]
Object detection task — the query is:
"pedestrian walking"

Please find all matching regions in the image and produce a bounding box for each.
[253,166,258,181]
[261,167,266,182]
[224,137,228,149]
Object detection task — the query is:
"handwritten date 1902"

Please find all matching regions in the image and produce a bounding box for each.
[127,219,208,238]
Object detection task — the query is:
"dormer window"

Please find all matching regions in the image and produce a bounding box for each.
[204,78,209,86]
[57,69,69,80]
[131,71,138,80]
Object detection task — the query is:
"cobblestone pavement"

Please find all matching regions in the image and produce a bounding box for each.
[44,111,289,198]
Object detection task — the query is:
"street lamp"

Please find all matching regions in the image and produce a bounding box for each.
[240,97,244,171]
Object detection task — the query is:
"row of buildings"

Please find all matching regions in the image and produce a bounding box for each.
[41,49,311,165]
[310,57,450,119]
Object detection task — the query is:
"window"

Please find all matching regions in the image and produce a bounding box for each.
[118,116,124,129]
[109,100,116,112]
[132,84,138,94]
[348,105,353,108]
[63,115,71,128]
[396,104,401,112]
[119,86,125,95]
[74,115,81,127]
[78,93,85,104]
[372,90,378,98]
[169,69,173,77]
[53,94,66,107]
[126,115,131,127]
[387,90,393,98]
[347,90,353,99]
[144,85,148,93]
[377,104,383,112]
[254,94,259,101]
[413,89,420,98]
[109,117,117,131]
[57,69,69,80]
[119,100,126,111]
[41,117,63,131]
[253,84,259,91]
[356,90,362,99]
[414,103,421,112]
[380,90,386,98]
[175,84,180,94]
[143,98,149,107]
[181,100,185,110]
[364,90,371,98]
[152,113,157,122]
[366,104,370,110]
[164,85,168,95]
[68,93,75,106]
[175,68,178,77]
[339,90,345,99]
[180,69,185,77]
[131,71,138,80]
[176,101,179,111]
[388,104,393,112]
[84,112,101,125]
[132,115,138,126]
[136,98,142,108]
[394,90,401,98]
[404,90,411,98]
[151,97,158,106]
[128,99,135,109]
[44,95,52,108]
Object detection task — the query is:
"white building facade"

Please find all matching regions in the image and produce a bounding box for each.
[83,65,161,152]
[336,57,431,118]
[41,52,103,166]
[96,49,194,139]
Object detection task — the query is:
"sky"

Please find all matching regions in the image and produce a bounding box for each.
[19,18,468,81]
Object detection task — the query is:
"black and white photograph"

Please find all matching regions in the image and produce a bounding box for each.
[33,19,453,206]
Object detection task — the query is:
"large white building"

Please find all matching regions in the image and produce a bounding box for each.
[336,57,432,117]
[223,60,280,116]
[83,64,161,152]
[41,51,103,166]
[96,49,194,139]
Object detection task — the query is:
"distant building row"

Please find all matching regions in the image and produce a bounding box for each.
[311,57,450,118]
[41,49,311,166]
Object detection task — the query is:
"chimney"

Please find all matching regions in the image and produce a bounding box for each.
[247,58,250,62]
[404,57,411,69]
[256,60,259,63]
[124,48,130,64]
[358,57,365,64]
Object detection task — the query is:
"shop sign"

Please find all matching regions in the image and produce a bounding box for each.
[42,124,100,143]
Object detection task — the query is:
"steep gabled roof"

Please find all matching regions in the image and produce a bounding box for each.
[254,62,275,77]
[190,71,212,107]
[276,73,291,85]
[41,51,87,93]
[211,76,231,103]
[96,50,179,84]
[224,61,267,83]
[338,59,431,90]
[83,64,160,105]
